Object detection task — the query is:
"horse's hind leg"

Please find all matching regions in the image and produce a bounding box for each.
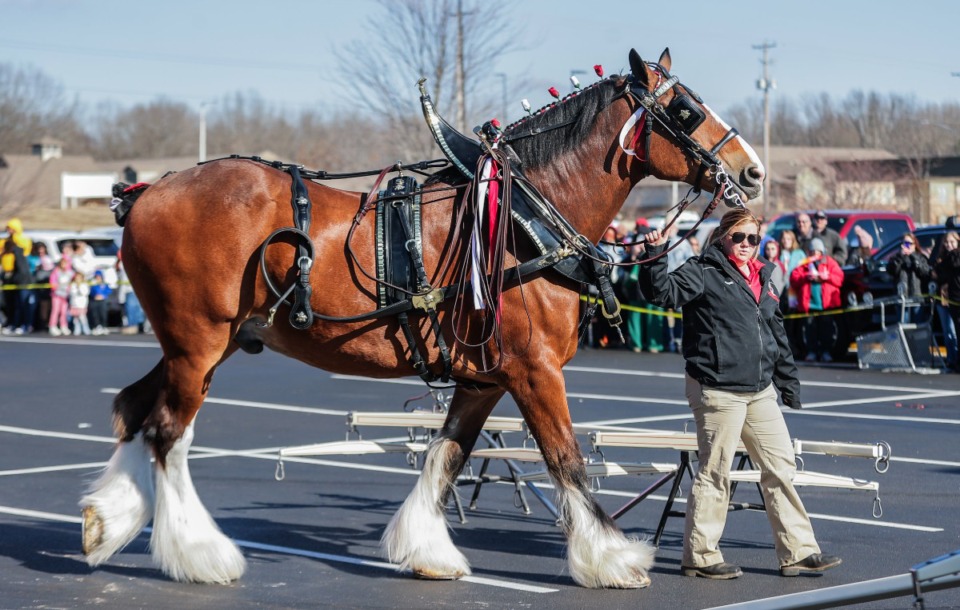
[81,359,166,566]
[509,365,654,588]
[81,334,245,583]
[145,351,246,583]
[382,383,505,579]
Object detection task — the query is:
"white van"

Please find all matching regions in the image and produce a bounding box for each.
[22,229,120,288]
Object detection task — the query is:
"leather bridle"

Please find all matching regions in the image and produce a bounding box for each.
[622,62,746,210]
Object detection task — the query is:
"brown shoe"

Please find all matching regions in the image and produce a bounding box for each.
[681,562,742,579]
[780,553,842,576]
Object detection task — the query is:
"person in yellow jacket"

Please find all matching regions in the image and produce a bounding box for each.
[1,218,33,256]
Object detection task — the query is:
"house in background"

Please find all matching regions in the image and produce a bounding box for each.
[0,138,116,211]
[830,156,960,224]
[621,145,907,223]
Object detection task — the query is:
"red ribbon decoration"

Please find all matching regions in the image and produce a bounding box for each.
[594,64,604,78]
[628,113,647,161]
[487,158,500,251]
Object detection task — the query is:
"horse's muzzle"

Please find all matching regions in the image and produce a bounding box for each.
[737,164,765,200]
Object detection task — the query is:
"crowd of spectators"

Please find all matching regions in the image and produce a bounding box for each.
[0,217,148,337]
[589,210,960,371]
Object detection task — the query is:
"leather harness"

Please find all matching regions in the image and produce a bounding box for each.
[114,58,745,386]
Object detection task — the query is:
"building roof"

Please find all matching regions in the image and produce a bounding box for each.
[762,145,897,183]
[95,152,377,193]
[0,153,103,211]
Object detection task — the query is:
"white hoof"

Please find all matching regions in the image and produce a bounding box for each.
[150,423,246,583]
[382,507,470,579]
[560,486,655,588]
[381,438,470,579]
[568,531,654,588]
[79,437,155,565]
[150,525,246,584]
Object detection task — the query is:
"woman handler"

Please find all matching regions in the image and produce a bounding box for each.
[638,207,841,580]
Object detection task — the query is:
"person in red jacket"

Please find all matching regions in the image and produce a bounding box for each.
[789,238,844,362]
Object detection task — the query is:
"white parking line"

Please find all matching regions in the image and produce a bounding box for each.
[563,365,943,393]
[789,410,960,425]
[0,424,115,444]
[101,388,350,416]
[0,336,159,348]
[0,505,558,594]
[802,390,960,410]
[0,462,108,476]
[0,424,947,535]
[331,373,960,418]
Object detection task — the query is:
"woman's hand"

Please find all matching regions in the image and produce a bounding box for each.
[646,229,667,247]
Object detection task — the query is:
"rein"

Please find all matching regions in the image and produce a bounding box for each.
[247,55,749,378]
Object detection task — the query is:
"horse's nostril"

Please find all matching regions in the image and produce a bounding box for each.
[742,165,765,187]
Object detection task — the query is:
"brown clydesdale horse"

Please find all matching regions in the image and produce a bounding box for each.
[80,48,764,589]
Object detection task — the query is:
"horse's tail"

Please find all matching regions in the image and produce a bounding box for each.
[112,359,165,442]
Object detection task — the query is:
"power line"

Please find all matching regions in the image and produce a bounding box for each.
[753,41,776,217]
[0,38,324,73]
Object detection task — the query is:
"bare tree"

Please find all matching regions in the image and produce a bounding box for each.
[335,0,522,161]
[0,63,89,155]
[799,93,860,148]
[91,99,197,160]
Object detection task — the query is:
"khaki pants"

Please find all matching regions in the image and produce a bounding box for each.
[682,376,820,567]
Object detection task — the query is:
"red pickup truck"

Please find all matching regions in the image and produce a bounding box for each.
[767,210,915,256]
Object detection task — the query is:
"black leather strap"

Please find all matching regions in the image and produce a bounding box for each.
[288,165,314,330]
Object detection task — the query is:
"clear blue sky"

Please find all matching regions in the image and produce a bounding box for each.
[3,0,959,122]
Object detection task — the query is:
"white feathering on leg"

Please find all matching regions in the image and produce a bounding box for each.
[381,438,470,579]
[557,483,654,588]
[150,423,246,583]
[80,434,155,565]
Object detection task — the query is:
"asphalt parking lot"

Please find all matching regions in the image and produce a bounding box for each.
[1,334,959,609]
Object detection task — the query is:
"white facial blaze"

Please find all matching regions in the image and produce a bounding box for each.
[704,104,764,174]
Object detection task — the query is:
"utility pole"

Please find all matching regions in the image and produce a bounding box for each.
[753,41,776,216]
[454,0,467,132]
[198,102,208,163]
[495,72,508,123]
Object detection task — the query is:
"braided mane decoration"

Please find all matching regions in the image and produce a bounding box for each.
[503,77,623,169]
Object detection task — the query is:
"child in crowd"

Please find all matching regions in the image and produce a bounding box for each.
[88,270,112,335]
[29,242,55,332]
[48,257,74,336]
[69,270,91,336]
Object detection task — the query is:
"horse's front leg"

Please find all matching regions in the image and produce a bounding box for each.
[382,383,505,579]
[509,364,654,588]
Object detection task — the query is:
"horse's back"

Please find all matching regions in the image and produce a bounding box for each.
[120,159,362,325]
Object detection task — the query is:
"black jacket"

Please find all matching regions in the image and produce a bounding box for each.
[934,249,960,303]
[638,242,801,407]
[888,251,931,298]
[1,243,32,286]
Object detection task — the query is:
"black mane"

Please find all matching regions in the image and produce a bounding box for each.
[503,77,624,169]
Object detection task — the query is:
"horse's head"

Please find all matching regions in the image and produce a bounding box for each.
[625,48,764,206]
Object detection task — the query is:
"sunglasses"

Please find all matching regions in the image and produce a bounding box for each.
[902,241,915,247]
[730,232,760,246]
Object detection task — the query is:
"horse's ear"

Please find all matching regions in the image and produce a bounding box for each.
[629,48,651,88]
[658,48,672,72]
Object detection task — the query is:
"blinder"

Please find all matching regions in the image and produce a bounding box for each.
[666,94,706,135]
[625,61,745,206]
